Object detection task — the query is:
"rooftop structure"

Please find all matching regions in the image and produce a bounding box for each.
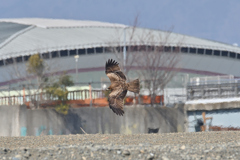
[1,18,240,92]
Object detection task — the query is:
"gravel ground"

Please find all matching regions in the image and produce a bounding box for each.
[0,131,240,160]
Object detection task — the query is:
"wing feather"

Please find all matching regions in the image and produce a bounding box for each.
[105,59,128,116]
[105,59,126,81]
[108,86,127,116]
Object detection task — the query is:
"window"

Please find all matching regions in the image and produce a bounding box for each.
[146,45,154,52]
[104,47,114,53]
[0,60,4,66]
[23,55,30,61]
[60,50,68,57]
[237,54,240,59]
[172,47,180,52]
[222,51,228,57]
[78,49,85,55]
[125,46,129,52]
[138,45,146,52]
[229,52,236,59]
[189,48,196,54]
[96,47,103,53]
[51,51,59,58]
[197,48,204,54]
[16,56,23,63]
[164,46,171,52]
[42,53,50,59]
[129,46,138,52]
[115,47,123,52]
[205,49,212,55]
[155,46,164,52]
[87,48,94,54]
[213,50,220,56]
[181,47,188,53]
[5,58,13,65]
[69,49,77,56]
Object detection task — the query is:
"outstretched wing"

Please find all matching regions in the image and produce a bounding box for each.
[108,86,127,116]
[105,59,126,82]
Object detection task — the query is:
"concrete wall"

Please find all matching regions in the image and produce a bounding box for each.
[0,105,185,136]
[0,105,20,136]
[185,100,240,132]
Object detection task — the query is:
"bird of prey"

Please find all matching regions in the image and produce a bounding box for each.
[105,59,140,116]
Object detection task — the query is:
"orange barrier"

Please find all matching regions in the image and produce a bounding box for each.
[141,95,164,104]
[25,95,164,108]
[25,98,109,108]
[210,126,240,131]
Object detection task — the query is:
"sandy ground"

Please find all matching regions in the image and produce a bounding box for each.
[0,131,240,159]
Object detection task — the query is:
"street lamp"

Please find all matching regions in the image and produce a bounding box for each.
[74,55,79,84]
[123,27,127,72]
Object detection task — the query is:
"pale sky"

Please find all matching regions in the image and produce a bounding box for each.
[1,0,240,45]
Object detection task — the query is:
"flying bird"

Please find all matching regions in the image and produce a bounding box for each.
[105,59,140,116]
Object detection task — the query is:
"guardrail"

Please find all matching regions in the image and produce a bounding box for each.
[0,90,104,106]
[0,89,164,107]
[187,82,240,100]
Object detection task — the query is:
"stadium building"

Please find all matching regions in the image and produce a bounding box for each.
[1,18,240,104]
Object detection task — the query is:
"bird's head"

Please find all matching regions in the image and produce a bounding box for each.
[107,86,112,91]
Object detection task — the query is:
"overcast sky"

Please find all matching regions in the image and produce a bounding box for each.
[1,0,240,45]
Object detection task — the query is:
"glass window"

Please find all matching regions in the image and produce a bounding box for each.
[60,50,68,57]
[138,45,147,52]
[189,48,196,54]
[147,45,154,52]
[5,58,13,65]
[130,46,138,52]
[0,60,4,66]
[104,47,114,53]
[164,46,171,52]
[222,51,228,57]
[16,56,23,63]
[69,49,76,56]
[78,49,85,55]
[197,48,204,54]
[155,46,164,52]
[115,47,123,52]
[24,55,30,61]
[87,48,95,54]
[213,50,220,56]
[42,53,50,59]
[181,47,188,53]
[51,51,58,58]
[229,52,236,58]
[205,49,212,55]
[172,46,180,52]
[237,54,240,59]
[96,47,103,53]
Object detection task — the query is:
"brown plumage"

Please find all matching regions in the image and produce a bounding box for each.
[105,59,140,116]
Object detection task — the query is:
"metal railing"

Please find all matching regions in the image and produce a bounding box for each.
[0,89,164,106]
[0,89,105,106]
[187,82,240,100]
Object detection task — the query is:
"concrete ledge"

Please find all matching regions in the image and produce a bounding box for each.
[185,98,240,111]
[0,104,185,136]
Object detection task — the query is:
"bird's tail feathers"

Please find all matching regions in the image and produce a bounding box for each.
[127,79,140,93]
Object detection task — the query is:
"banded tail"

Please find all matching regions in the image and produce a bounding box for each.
[127,79,140,93]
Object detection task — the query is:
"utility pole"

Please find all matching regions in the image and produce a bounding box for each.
[74,55,79,84]
[123,27,127,72]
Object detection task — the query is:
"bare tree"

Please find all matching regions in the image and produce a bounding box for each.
[108,16,183,105]
[4,53,73,108]
[136,30,182,105]
[107,15,141,77]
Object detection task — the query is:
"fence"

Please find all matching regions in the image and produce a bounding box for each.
[0,90,104,106]
[0,89,164,107]
[187,81,240,100]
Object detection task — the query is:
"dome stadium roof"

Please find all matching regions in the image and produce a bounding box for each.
[0,18,240,60]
